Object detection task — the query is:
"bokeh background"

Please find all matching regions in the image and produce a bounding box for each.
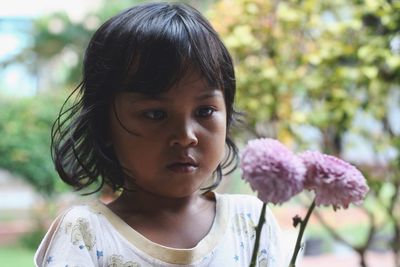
[0,0,399,266]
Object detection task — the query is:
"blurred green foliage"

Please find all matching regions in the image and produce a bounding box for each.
[209,0,400,266]
[0,93,67,196]
[209,0,399,149]
[19,226,47,251]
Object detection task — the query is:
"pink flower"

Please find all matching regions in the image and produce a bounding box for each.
[299,151,369,210]
[240,138,306,204]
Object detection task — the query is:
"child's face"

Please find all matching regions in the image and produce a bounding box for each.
[110,72,227,198]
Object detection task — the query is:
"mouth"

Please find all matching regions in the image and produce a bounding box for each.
[167,158,198,173]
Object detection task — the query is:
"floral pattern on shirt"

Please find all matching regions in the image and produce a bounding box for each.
[67,217,96,251]
[107,254,141,267]
[231,212,256,240]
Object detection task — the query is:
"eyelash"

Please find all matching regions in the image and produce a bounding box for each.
[142,106,216,120]
[142,110,167,120]
[196,106,216,118]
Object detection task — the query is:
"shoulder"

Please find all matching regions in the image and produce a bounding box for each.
[59,202,103,226]
[39,202,103,244]
[34,202,105,266]
[55,203,105,240]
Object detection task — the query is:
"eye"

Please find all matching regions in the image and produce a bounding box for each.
[196,106,216,118]
[142,110,167,120]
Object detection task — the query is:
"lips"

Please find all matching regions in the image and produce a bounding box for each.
[167,157,198,173]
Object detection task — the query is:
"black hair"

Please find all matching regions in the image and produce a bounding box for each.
[51,2,239,194]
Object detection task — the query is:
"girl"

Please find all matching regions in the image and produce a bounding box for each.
[35,3,286,267]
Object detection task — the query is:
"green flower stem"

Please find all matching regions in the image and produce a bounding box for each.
[250,202,267,267]
[289,199,316,267]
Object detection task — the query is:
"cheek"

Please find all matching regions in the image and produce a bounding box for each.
[203,117,227,165]
[109,114,143,166]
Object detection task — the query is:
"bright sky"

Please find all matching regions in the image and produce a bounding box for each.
[0,0,102,58]
[0,0,102,19]
[0,0,104,96]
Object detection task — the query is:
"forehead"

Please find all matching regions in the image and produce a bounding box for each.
[119,72,224,101]
[168,72,215,92]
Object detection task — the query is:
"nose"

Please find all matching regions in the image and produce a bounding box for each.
[169,119,199,147]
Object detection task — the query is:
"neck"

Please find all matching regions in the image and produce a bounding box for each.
[108,188,214,217]
[107,189,216,249]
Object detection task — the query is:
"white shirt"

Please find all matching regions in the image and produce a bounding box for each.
[35,193,286,267]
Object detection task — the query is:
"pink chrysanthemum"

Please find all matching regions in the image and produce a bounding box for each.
[240,138,306,204]
[299,151,369,210]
